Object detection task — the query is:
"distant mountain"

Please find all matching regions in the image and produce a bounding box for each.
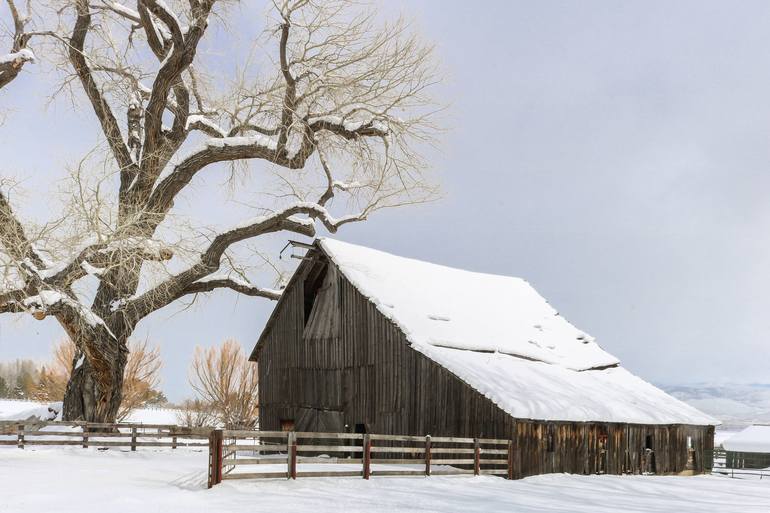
[661,383,770,430]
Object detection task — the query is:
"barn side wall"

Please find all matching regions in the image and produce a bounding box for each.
[256,256,714,478]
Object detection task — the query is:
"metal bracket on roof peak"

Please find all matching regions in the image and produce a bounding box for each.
[280,240,316,260]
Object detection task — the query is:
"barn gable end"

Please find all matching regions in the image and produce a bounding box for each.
[252,239,716,478]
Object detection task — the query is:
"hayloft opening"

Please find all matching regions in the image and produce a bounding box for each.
[302,259,340,340]
[303,261,328,325]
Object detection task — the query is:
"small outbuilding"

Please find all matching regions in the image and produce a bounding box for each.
[723,425,770,469]
[250,238,717,478]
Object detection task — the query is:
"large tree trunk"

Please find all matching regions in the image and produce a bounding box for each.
[62,334,128,423]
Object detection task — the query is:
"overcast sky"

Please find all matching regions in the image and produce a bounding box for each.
[2,0,770,401]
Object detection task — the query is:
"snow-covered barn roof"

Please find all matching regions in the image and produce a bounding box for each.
[723,426,770,452]
[317,238,717,426]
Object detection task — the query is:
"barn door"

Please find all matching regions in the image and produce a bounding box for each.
[597,429,608,474]
[317,410,345,432]
[296,407,317,432]
[643,433,656,474]
[295,407,344,432]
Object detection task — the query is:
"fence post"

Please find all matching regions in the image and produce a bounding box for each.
[507,439,514,480]
[363,434,371,480]
[172,433,178,450]
[288,432,297,480]
[131,427,137,451]
[207,429,224,487]
[474,438,480,476]
[425,435,432,477]
[17,424,24,449]
[82,428,89,449]
[207,430,215,489]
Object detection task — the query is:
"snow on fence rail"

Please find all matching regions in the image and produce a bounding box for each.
[208,430,514,488]
[0,420,210,450]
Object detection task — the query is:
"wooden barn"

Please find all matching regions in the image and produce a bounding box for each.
[250,238,717,479]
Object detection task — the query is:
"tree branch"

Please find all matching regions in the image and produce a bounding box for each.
[69,0,137,182]
[0,188,45,268]
[276,21,296,155]
[145,117,385,220]
[181,278,282,301]
[0,0,34,89]
[122,205,318,322]
[0,287,28,314]
[137,0,213,192]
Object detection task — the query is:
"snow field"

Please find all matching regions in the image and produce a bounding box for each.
[1,447,770,513]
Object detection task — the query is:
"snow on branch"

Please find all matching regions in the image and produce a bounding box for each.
[98,2,141,23]
[186,114,228,138]
[102,237,174,261]
[0,48,34,65]
[185,275,282,301]
[22,289,115,338]
[0,0,35,89]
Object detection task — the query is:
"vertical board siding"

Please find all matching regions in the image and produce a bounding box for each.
[257,255,713,479]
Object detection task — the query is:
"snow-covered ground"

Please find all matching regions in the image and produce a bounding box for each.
[0,398,181,424]
[1,447,769,513]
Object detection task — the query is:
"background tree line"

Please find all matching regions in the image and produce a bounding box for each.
[0,339,259,429]
[0,339,167,419]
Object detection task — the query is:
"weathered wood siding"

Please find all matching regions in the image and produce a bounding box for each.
[256,252,714,479]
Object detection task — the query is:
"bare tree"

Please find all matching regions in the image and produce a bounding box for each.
[0,0,439,422]
[0,0,35,90]
[189,340,259,429]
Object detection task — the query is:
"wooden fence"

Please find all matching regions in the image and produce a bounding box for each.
[0,420,210,450]
[709,448,770,479]
[209,430,513,487]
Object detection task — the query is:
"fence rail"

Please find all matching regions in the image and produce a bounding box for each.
[7,421,752,487]
[208,429,514,487]
[0,420,210,450]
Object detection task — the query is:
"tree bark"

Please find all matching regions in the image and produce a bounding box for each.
[62,334,128,423]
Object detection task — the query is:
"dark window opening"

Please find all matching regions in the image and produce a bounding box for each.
[645,435,654,450]
[354,423,367,434]
[280,419,295,432]
[546,425,556,452]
